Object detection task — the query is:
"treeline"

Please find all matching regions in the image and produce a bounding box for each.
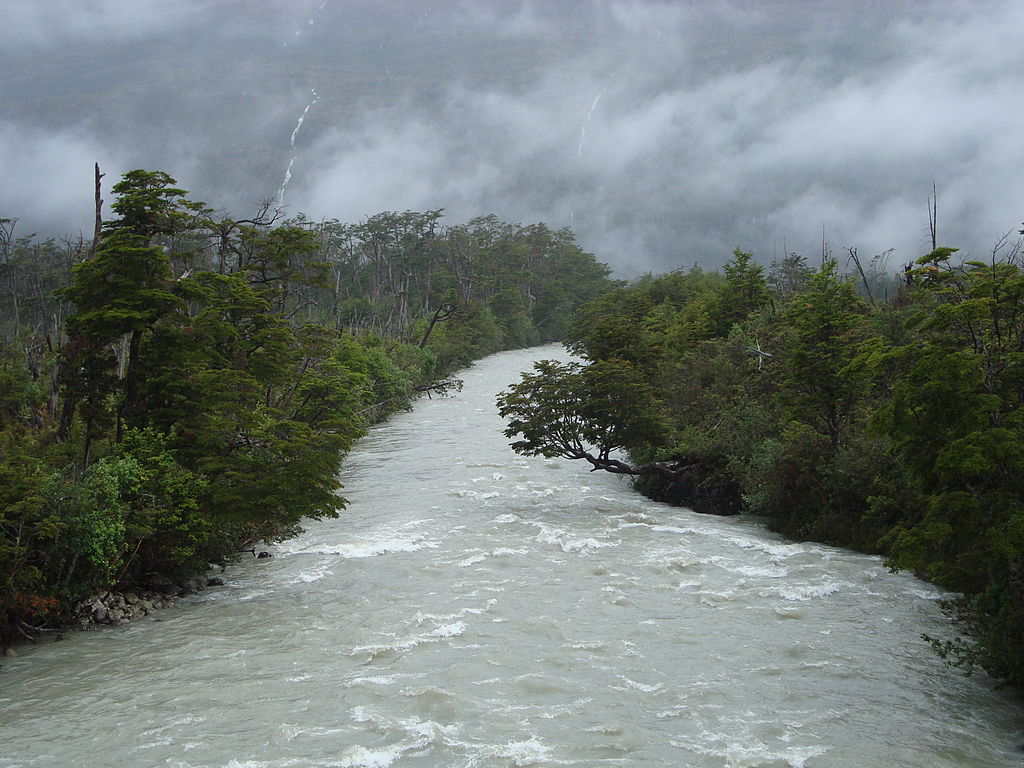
[0,169,613,649]
[504,243,1024,687]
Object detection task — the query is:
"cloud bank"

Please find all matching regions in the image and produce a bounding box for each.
[290,0,1024,273]
[3,0,1023,275]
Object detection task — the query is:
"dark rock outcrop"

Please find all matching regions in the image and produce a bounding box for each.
[635,456,743,516]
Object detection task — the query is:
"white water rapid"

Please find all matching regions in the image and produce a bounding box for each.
[1,345,1022,767]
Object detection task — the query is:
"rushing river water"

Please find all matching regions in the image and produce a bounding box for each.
[2,345,1023,768]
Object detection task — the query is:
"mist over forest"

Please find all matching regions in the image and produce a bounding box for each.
[3,0,1023,276]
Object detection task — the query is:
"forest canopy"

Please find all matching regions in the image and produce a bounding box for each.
[0,169,615,650]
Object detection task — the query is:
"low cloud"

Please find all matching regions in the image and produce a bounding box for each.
[0,123,121,236]
[4,0,1023,276]
[1,0,202,50]
[284,0,1024,274]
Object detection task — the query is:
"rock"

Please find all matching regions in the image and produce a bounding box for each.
[143,575,176,593]
[2,647,16,657]
[257,551,273,559]
[206,576,225,587]
[636,455,743,516]
[177,576,207,595]
[92,606,108,623]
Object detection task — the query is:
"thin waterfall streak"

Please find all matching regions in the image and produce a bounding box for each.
[277,157,296,205]
[576,75,613,157]
[291,1,331,40]
[290,89,320,148]
[290,110,307,148]
[577,94,601,157]
[278,88,320,205]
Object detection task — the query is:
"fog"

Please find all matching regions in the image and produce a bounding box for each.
[3,0,1022,275]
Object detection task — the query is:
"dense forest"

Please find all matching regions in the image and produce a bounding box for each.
[6,167,1023,698]
[0,169,614,651]
[499,240,1024,689]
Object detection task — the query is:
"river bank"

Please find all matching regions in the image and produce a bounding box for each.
[1,574,227,658]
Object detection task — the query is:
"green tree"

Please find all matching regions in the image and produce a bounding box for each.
[109,169,206,242]
[712,248,770,335]
[0,430,62,649]
[783,258,874,450]
[59,170,206,449]
[64,230,182,438]
[565,288,658,365]
[497,358,672,477]
[875,246,1024,684]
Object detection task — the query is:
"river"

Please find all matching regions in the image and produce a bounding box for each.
[1,345,1022,767]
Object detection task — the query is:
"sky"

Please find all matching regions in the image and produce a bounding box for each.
[2,0,1023,276]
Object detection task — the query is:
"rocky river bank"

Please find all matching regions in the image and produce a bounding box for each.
[71,575,225,629]
[0,574,227,657]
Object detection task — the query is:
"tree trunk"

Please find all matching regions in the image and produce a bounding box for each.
[116,328,142,442]
[89,163,104,260]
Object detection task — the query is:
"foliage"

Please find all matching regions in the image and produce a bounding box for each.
[713,248,771,335]
[501,240,1024,689]
[0,429,62,642]
[497,358,669,470]
[0,168,614,648]
[781,258,875,450]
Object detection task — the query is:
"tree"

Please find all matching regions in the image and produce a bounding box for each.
[108,170,206,243]
[712,248,770,335]
[782,258,874,450]
[768,252,812,300]
[150,272,361,542]
[0,428,61,649]
[564,288,658,364]
[62,229,182,445]
[239,224,326,317]
[496,358,674,477]
[59,170,207,448]
[874,244,1024,684]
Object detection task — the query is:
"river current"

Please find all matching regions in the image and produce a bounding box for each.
[1,345,1022,767]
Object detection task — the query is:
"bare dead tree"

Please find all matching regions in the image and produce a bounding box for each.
[0,217,16,266]
[89,163,104,260]
[208,198,284,274]
[846,246,876,307]
[417,302,458,348]
[928,181,938,251]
